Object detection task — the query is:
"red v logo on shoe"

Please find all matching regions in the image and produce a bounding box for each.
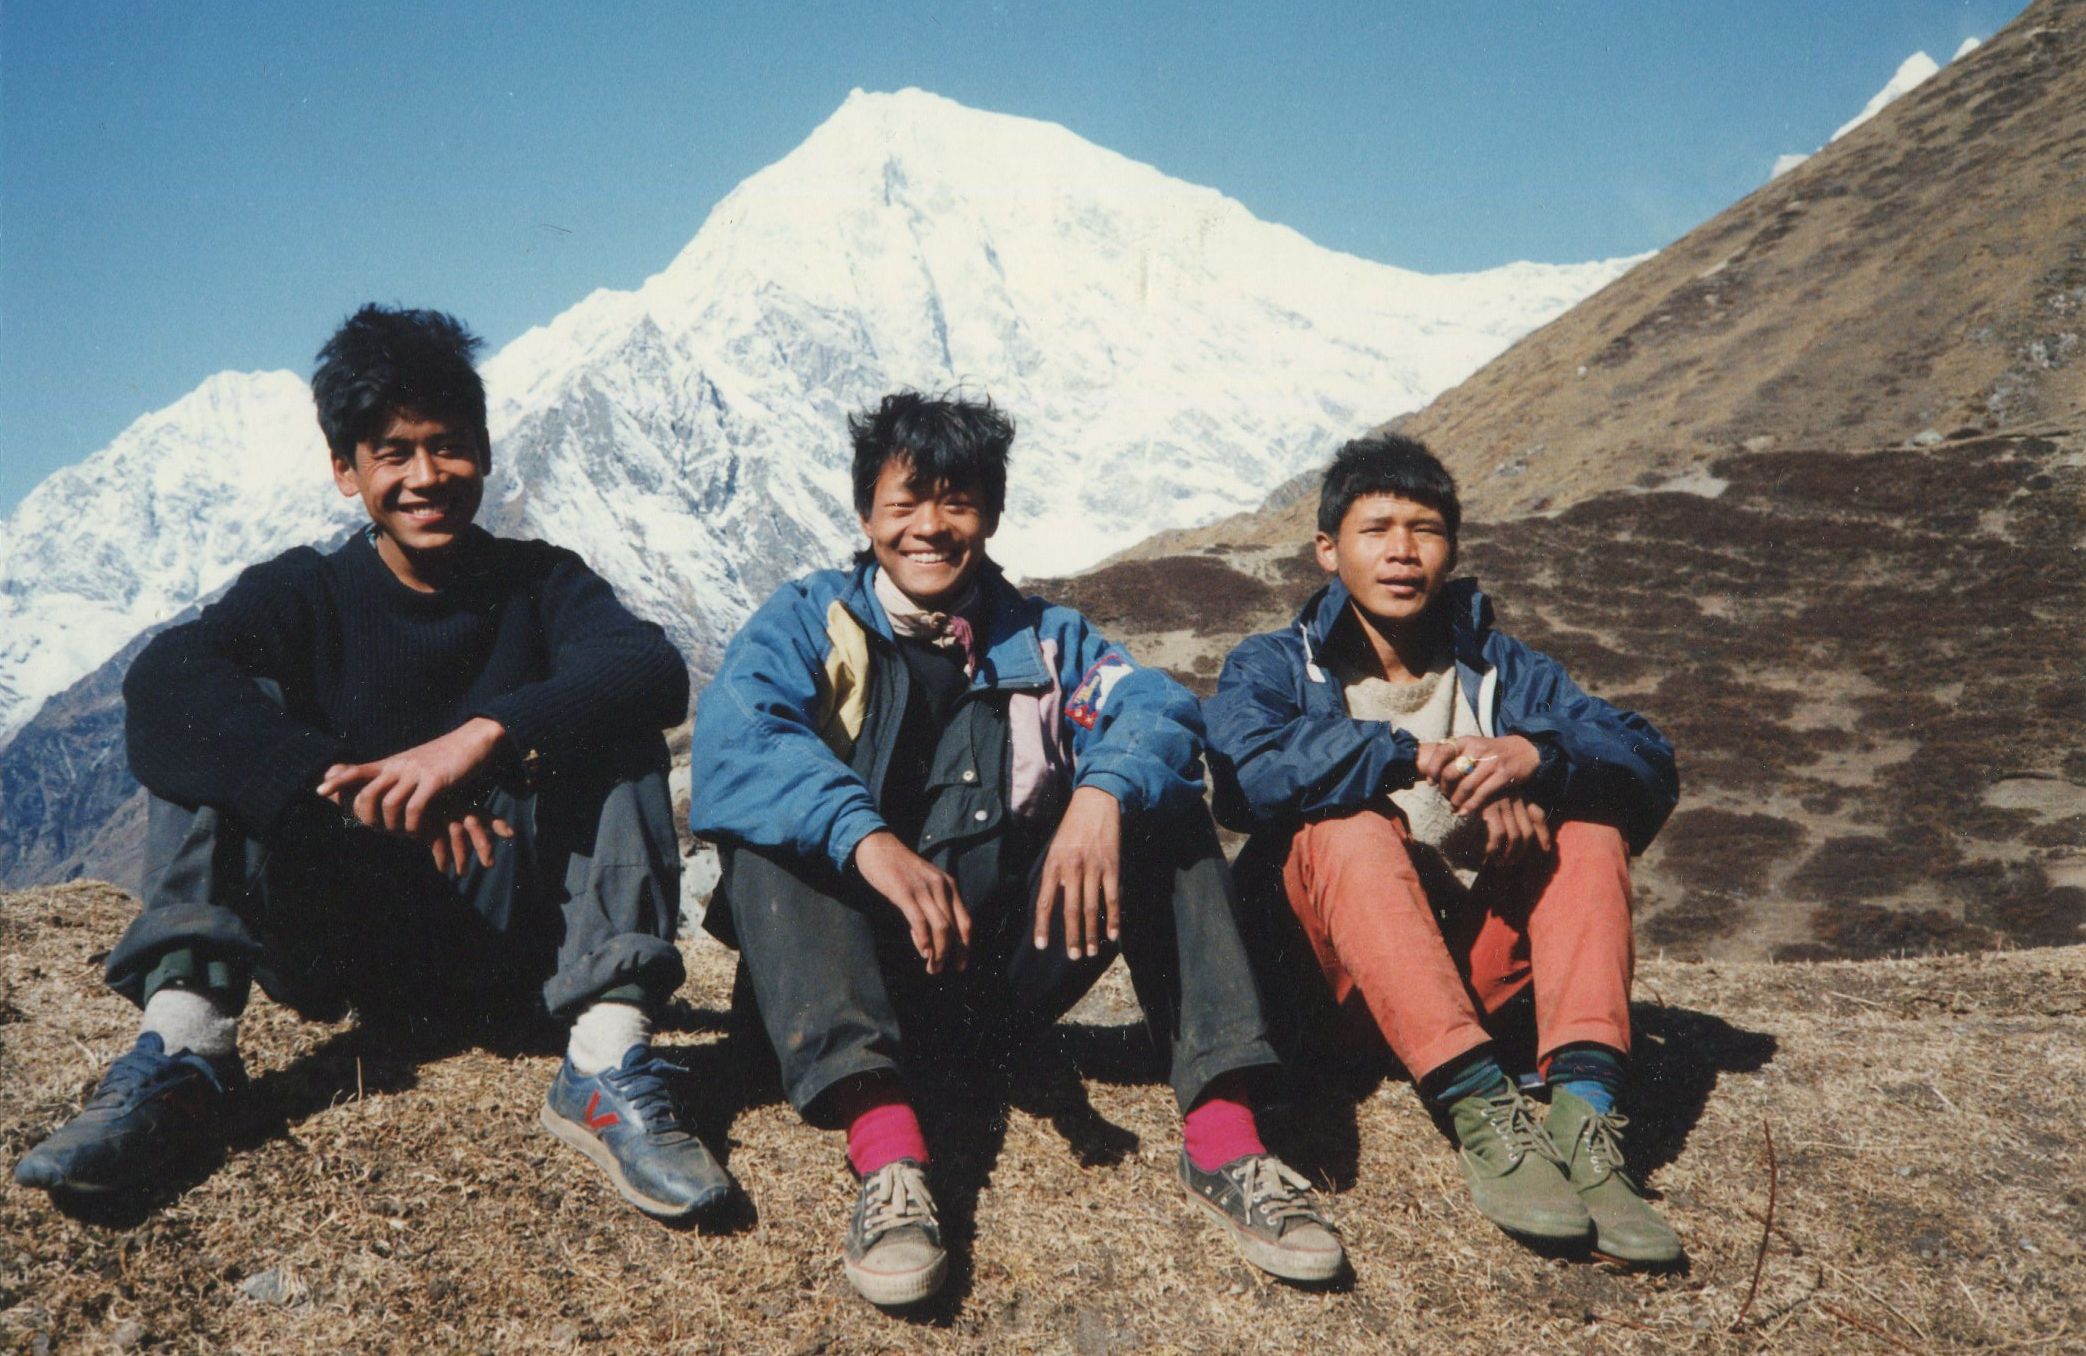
[584,1091,621,1132]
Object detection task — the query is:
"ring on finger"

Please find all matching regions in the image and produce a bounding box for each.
[1454,755,1479,776]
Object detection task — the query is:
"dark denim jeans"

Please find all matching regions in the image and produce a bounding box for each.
[104,732,685,1022]
[714,799,1278,1123]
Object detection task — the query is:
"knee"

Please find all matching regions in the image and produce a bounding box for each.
[1294,807,1418,874]
[1553,820,1629,872]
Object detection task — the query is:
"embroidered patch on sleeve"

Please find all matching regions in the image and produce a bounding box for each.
[1065,653,1134,730]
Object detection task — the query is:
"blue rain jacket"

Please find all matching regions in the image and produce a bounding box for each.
[689,558,1208,873]
[1204,576,1677,855]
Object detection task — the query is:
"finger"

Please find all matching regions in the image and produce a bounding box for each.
[448,819,471,876]
[380,778,414,834]
[352,772,394,828]
[1530,804,1555,853]
[464,814,496,868]
[1093,859,1109,955]
[897,897,933,968]
[1503,798,1532,866]
[946,880,973,968]
[491,817,516,839]
[1034,863,1062,951]
[1453,763,1507,814]
[315,764,353,798]
[403,783,437,836]
[1483,803,1510,865]
[430,834,450,874]
[1064,869,1089,960]
[923,892,953,973]
[1103,863,1121,943]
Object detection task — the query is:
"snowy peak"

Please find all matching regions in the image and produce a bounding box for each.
[0,87,1641,749]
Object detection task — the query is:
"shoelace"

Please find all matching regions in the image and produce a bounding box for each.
[1475,1088,1566,1171]
[601,1056,687,1139]
[1235,1157,1336,1232]
[860,1161,938,1242]
[1575,1109,1636,1186]
[91,1043,224,1106]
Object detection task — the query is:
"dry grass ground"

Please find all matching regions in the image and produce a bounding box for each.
[4,882,2081,1354]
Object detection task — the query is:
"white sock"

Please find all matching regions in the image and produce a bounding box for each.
[141,987,238,1059]
[567,1001,651,1075]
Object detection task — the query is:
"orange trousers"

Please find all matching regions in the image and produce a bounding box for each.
[1280,809,1633,1082]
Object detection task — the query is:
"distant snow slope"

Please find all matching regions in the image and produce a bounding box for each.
[0,88,1638,744]
[1773,42,1975,178]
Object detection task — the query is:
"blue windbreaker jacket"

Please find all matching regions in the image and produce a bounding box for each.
[689,558,1208,872]
[1205,576,1677,854]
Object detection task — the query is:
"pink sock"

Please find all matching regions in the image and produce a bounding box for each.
[839,1081,929,1177]
[1182,1075,1267,1172]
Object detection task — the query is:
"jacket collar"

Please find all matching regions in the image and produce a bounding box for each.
[1296,574,1493,674]
[843,557,1053,690]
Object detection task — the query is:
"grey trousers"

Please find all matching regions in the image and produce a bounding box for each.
[104,732,685,1020]
[715,798,1279,1123]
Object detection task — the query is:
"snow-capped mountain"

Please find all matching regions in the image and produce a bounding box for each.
[0,372,359,744]
[0,87,1639,745]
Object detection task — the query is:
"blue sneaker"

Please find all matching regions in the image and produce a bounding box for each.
[14,1032,243,1194]
[540,1047,731,1219]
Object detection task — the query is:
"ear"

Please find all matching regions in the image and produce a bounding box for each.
[982,509,1001,540]
[331,449,362,499]
[1313,531,1339,574]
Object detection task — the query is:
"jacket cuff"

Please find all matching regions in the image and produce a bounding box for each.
[473,696,551,774]
[1512,727,1568,807]
[829,808,890,875]
[1073,768,1139,811]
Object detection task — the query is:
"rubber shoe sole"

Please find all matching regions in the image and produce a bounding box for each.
[842,1239,948,1307]
[538,1103,725,1219]
[1179,1177,1345,1283]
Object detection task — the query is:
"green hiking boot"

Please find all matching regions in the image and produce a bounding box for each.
[1447,1083,1591,1242]
[1545,1089,1683,1266]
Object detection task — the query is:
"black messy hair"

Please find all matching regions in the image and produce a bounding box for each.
[312,304,488,463]
[1317,433,1461,541]
[849,391,1014,519]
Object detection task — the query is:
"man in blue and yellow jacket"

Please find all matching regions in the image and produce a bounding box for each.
[691,392,1340,1306]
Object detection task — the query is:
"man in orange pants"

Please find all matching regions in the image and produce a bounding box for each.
[1205,435,1682,1264]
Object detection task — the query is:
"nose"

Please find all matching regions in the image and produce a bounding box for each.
[404,448,440,488]
[915,500,950,536]
[1384,527,1418,561]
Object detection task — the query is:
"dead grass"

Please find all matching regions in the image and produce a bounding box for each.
[4,883,2082,1354]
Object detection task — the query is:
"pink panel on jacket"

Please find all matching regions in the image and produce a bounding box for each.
[1008,637,1073,823]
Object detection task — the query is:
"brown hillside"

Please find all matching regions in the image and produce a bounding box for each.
[1039,428,2086,964]
[5,883,2083,1353]
[1126,0,2085,562]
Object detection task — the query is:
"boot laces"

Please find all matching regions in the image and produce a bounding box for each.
[1479,1088,1565,1169]
[1577,1108,1636,1186]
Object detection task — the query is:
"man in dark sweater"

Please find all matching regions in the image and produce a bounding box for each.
[14,305,728,1221]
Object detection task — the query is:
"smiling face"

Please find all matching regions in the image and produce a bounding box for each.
[859,454,998,608]
[332,410,487,588]
[1315,491,1456,636]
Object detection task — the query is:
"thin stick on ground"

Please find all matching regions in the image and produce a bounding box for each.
[1820,1302,1922,1355]
[1731,1116,1778,1332]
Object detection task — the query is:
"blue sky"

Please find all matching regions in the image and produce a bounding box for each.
[0,0,2024,512]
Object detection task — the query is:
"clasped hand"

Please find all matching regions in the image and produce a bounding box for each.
[1413,733,1553,867]
[314,716,515,875]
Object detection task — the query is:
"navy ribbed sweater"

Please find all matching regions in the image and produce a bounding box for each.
[123,527,690,836]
